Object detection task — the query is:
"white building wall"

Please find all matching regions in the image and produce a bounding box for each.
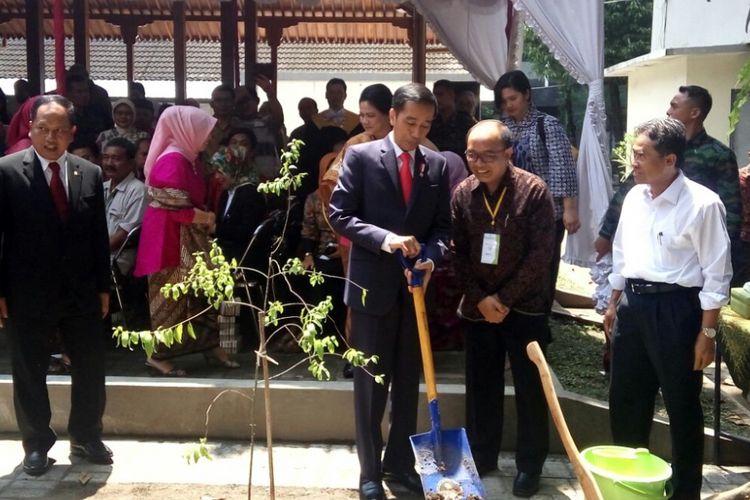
[625,57,687,134]
[651,0,750,51]
[685,52,749,143]
[624,53,748,145]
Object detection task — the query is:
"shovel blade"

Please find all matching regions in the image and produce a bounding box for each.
[410,428,486,499]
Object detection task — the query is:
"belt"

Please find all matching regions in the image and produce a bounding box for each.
[626,279,686,295]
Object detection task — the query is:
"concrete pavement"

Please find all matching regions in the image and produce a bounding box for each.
[0,438,747,499]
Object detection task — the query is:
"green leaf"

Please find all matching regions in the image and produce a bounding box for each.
[175,323,183,344]
[187,322,196,340]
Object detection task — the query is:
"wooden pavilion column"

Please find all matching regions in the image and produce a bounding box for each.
[25,0,45,94]
[73,0,90,69]
[220,0,239,86]
[266,23,283,95]
[410,10,426,84]
[173,0,187,104]
[120,22,138,89]
[243,0,257,86]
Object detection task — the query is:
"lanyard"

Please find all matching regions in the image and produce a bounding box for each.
[482,186,507,227]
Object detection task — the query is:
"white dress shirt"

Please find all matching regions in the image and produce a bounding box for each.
[380,131,416,253]
[34,150,69,198]
[608,172,732,310]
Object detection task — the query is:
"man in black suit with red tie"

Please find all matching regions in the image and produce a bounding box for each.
[329,83,450,500]
[0,95,112,476]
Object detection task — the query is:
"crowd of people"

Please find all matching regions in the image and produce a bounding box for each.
[0,68,748,500]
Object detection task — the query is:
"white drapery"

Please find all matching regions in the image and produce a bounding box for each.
[410,0,510,89]
[513,0,613,267]
[411,0,611,267]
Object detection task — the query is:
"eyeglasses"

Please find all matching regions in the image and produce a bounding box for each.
[465,149,505,163]
[32,126,72,138]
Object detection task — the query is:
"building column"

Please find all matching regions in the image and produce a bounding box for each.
[120,22,138,89]
[243,0,257,86]
[410,11,426,84]
[220,0,239,86]
[25,0,45,94]
[173,0,187,104]
[73,0,90,69]
[266,23,282,95]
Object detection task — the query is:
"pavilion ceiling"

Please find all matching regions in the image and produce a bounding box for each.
[0,0,442,44]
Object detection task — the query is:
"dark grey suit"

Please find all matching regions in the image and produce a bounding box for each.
[329,137,450,482]
[0,147,110,453]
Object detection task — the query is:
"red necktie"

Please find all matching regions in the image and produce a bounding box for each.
[399,151,412,205]
[48,161,69,221]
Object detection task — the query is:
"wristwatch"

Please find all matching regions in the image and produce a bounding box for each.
[702,327,717,339]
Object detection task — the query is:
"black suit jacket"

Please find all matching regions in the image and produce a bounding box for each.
[216,183,267,268]
[0,148,110,319]
[328,137,450,315]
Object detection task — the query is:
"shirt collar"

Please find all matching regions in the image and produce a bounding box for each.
[33,150,67,171]
[647,171,685,206]
[107,172,137,193]
[687,128,708,148]
[387,131,416,161]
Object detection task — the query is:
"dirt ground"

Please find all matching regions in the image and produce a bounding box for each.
[47,483,360,499]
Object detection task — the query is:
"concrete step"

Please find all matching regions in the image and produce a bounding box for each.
[0,375,747,465]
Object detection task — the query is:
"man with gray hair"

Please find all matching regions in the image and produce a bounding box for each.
[603,118,732,499]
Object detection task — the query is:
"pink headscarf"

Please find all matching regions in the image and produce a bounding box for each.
[144,105,217,182]
[5,96,40,155]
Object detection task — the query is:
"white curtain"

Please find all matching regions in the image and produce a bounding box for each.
[514,0,613,268]
[411,0,510,88]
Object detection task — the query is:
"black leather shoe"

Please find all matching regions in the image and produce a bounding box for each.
[70,440,113,465]
[382,469,423,494]
[23,450,52,476]
[359,480,385,500]
[513,471,541,497]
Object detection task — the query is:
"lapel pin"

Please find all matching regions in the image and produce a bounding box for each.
[73,170,80,176]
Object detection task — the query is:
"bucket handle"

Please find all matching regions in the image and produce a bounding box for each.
[613,480,673,499]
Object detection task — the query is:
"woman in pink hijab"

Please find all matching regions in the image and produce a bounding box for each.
[4,96,39,155]
[135,106,239,375]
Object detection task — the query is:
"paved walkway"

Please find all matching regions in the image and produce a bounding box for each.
[0,438,747,499]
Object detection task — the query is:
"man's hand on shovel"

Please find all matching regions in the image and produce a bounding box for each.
[404,259,434,292]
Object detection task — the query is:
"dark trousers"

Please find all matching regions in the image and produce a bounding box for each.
[464,311,550,474]
[351,284,420,482]
[610,287,704,499]
[6,309,106,453]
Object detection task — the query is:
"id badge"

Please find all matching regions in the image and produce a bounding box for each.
[481,233,500,265]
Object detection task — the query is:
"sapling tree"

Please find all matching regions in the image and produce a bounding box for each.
[112,139,379,499]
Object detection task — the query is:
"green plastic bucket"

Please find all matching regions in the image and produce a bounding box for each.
[581,446,673,499]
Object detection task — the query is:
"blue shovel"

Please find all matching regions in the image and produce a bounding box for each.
[399,251,486,499]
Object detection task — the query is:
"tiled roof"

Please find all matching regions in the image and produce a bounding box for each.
[0,38,466,81]
[0,0,441,44]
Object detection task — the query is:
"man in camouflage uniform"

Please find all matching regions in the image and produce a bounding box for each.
[595,85,742,284]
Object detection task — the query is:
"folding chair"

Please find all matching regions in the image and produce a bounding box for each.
[110,225,142,329]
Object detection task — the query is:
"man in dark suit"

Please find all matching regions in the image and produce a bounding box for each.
[329,83,450,500]
[0,95,112,476]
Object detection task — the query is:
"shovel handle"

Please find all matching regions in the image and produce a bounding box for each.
[412,286,437,403]
[526,341,603,500]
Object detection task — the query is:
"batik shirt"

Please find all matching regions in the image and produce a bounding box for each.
[503,107,577,220]
[599,129,741,241]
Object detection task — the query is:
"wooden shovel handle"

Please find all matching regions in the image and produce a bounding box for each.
[412,286,437,402]
[526,341,603,500]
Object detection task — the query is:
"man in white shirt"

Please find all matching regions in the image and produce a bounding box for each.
[603,118,732,500]
[101,137,146,275]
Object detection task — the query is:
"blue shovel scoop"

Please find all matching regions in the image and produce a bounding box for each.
[398,250,486,499]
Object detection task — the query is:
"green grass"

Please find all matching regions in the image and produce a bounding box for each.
[547,316,750,439]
